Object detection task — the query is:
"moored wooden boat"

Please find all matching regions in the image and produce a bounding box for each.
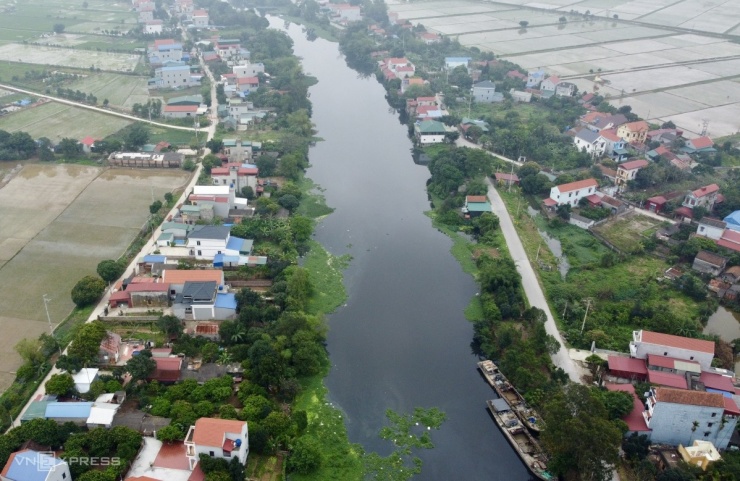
[478,360,544,434]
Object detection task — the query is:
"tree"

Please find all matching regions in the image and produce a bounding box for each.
[149,200,163,215]
[53,23,65,34]
[45,373,75,396]
[125,350,156,381]
[164,192,174,204]
[541,384,621,481]
[96,260,125,283]
[71,275,106,307]
[206,138,224,154]
[58,138,82,158]
[157,424,184,442]
[277,194,299,212]
[15,338,44,367]
[287,436,322,474]
[124,123,150,150]
[67,321,107,363]
[290,216,313,243]
[157,315,183,339]
[240,186,255,200]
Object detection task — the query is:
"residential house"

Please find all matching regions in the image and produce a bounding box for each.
[460,118,489,138]
[615,159,649,191]
[600,195,625,215]
[414,120,448,145]
[167,95,203,107]
[607,356,648,381]
[510,89,532,102]
[1,450,71,481]
[683,184,720,210]
[598,164,617,183]
[72,368,99,394]
[192,9,209,28]
[215,39,242,60]
[188,185,242,218]
[44,402,93,425]
[211,162,259,192]
[233,62,265,78]
[629,329,715,370]
[723,210,740,231]
[138,6,154,22]
[144,19,163,34]
[185,418,249,470]
[604,384,651,436]
[718,229,740,253]
[235,76,259,94]
[148,42,183,64]
[108,151,184,168]
[721,265,740,284]
[643,387,738,450]
[617,120,649,144]
[506,70,527,81]
[86,393,123,429]
[157,222,193,247]
[494,173,519,186]
[678,440,721,471]
[80,136,96,154]
[526,69,545,88]
[163,104,198,119]
[569,212,595,229]
[647,128,684,144]
[555,81,576,97]
[545,178,598,208]
[149,356,183,383]
[573,129,606,157]
[445,57,471,72]
[472,80,502,103]
[400,77,426,94]
[109,282,171,309]
[173,281,237,320]
[600,129,628,161]
[154,64,196,88]
[161,269,225,296]
[539,75,560,95]
[696,218,727,240]
[693,250,728,276]
[579,112,628,132]
[381,57,416,81]
[462,195,491,218]
[418,32,441,44]
[683,136,716,155]
[645,196,668,214]
[647,145,673,161]
[187,225,233,259]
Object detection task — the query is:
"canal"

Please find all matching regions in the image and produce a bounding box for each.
[272,19,530,480]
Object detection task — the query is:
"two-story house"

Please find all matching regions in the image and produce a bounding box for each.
[192,9,209,27]
[154,65,195,88]
[526,69,545,88]
[600,129,629,161]
[186,225,253,260]
[643,387,738,450]
[233,62,265,78]
[539,75,560,95]
[629,330,715,370]
[211,162,259,192]
[696,218,727,240]
[617,120,649,145]
[615,159,648,191]
[683,184,720,210]
[161,269,225,296]
[185,418,249,470]
[546,178,598,207]
[172,281,237,320]
[414,120,449,145]
[1,450,71,481]
[471,80,502,103]
[573,129,606,157]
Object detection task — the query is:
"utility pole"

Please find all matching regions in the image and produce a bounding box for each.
[535,242,542,262]
[508,163,514,193]
[580,298,592,334]
[562,300,568,318]
[43,295,62,357]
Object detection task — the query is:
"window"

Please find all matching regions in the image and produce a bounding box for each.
[663,352,667,356]
[711,413,717,417]
[708,423,714,428]
[703,432,710,437]
[209,451,215,457]
[197,250,202,256]
[690,356,694,360]
[197,241,201,246]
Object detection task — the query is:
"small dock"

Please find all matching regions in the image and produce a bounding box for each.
[478,360,543,434]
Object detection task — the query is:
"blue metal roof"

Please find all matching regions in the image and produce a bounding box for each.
[215,293,237,309]
[158,65,190,72]
[445,57,471,62]
[44,402,92,419]
[213,254,240,266]
[6,451,66,481]
[158,43,182,51]
[226,236,244,251]
[142,254,167,263]
[724,210,740,229]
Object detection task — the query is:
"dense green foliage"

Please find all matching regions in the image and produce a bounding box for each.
[0,130,37,160]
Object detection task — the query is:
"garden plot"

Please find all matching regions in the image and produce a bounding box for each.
[591,213,665,254]
[0,165,189,393]
[0,102,131,139]
[67,73,150,110]
[0,43,141,71]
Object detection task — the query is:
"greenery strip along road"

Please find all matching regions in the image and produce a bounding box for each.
[486,177,584,383]
[0,83,199,132]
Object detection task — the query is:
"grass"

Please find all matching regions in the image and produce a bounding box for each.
[297,178,334,219]
[0,101,131,138]
[304,240,348,316]
[66,72,149,109]
[291,372,364,481]
[591,214,665,254]
[245,453,283,481]
[53,305,95,346]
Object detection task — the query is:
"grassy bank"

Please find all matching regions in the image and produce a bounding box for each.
[304,240,349,316]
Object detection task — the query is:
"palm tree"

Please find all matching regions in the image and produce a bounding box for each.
[230,327,246,344]
[689,420,699,442]
[217,351,232,365]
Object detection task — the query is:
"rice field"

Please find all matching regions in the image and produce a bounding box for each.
[0,101,132,139]
[0,164,190,392]
[66,72,150,109]
[0,43,141,71]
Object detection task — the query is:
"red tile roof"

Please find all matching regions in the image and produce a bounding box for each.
[691,184,719,198]
[164,105,198,113]
[622,120,649,132]
[585,193,602,204]
[236,76,259,85]
[700,372,736,393]
[495,173,519,182]
[210,167,229,175]
[466,195,488,203]
[719,229,740,252]
[639,330,715,354]
[724,397,740,416]
[654,145,670,156]
[605,384,651,432]
[600,129,621,142]
[656,387,725,408]
[162,269,224,286]
[648,370,688,389]
[192,418,246,447]
[556,178,598,193]
[545,75,560,85]
[126,282,170,293]
[647,196,667,204]
[689,136,714,149]
[543,198,557,206]
[608,355,647,376]
[81,136,96,146]
[646,354,700,371]
[195,323,219,335]
[619,159,649,171]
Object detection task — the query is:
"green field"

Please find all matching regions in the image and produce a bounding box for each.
[0,101,131,139]
[66,72,150,109]
[591,213,667,254]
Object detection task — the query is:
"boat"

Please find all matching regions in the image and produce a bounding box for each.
[478,360,543,434]
[486,399,553,481]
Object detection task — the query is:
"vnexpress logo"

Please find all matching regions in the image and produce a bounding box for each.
[36,451,56,472]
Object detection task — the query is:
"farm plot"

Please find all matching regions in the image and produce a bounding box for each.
[0,43,141,71]
[0,102,131,139]
[591,213,667,254]
[66,73,150,110]
[0,165,190,393]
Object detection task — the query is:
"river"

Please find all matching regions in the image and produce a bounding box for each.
[269,19,530,480]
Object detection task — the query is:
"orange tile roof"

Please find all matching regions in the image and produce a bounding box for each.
[556,178,598,193]
[689,136,714,149]
[619,159,649,170]
[691,183,719,198]
[192,418,247,447]
[162,269,223,285]
[640,330,714,354]
[466,195,488,203]
[622,120,649,132]
[655,387,725,408]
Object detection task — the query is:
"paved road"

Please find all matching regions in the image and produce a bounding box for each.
[0,83,199,132]
[486,178,584,384]
[456,136,522,166]
[10,55,220,429]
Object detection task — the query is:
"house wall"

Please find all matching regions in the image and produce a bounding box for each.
[693,258,723,276]
[145,24,163,34]
[233,64,264,77]
[193,15,208,27]
[697,224,725,240]
[214,306,237,320]
[154,47,182,62]
[649,402,736,450]
[187,238,228,260]
[155,67,191,87]
[418,133,445,144]
[569,216,595,229]
[549,185,596,207]
[130,292,170,308]
[163,109,195,119]
[629,341,713,370]
[473,87,497,103]
[190,424,249,466]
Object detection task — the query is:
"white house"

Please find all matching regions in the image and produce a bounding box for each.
[546,178,598,207]
[185,418,249,470]
[526,69,545,88]
[144,19,163,34]
[629,330,715,370]
[211,162,259,192]
[414,120,449,145]
[555,81,576,97]
[192,9,209,28]
[615,159,648,191]
[172,281,237,320]
[683,184,720,210]
[233,62,265,78]
[472,80,502,103]
[72,368,99,394]
[445,57,471,72]
[149,42,183,63]
[154,65,196,88]
[696,218,727,240]
[540,75,560,94]
[643,387,739,450]
[1,450,71,481]
[573,129,606,157]
[185,225,233,260]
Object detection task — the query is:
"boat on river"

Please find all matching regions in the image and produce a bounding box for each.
[486,398,552,480]
[478,360,543,434]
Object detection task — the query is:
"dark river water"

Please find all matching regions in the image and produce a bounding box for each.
[271,18,530,480]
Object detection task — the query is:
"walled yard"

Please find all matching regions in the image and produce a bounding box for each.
[386,0,740,137]
[0,165,190,392]
[591,212,667,254]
